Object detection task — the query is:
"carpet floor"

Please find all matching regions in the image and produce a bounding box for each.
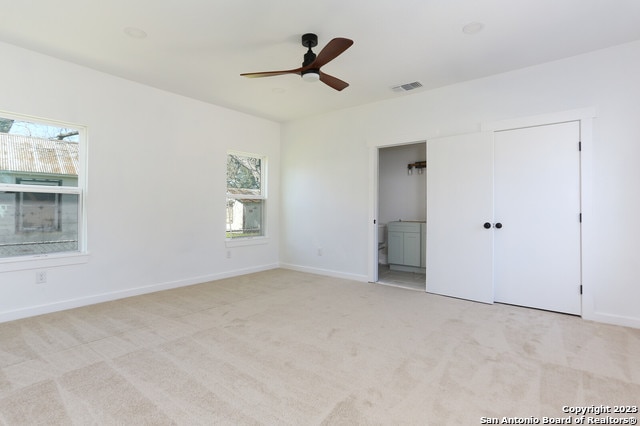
[0,268,638,425]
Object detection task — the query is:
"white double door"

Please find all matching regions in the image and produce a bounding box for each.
[426,121,581,315]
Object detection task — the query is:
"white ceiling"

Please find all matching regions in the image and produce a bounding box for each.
[2,0,640,122]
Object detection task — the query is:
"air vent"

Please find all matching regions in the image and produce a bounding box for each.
[392,81,423,92]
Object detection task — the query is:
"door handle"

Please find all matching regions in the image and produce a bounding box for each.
[494,222,503,229]
[483,222,491,229]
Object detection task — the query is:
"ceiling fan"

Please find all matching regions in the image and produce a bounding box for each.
[240,33,354,91]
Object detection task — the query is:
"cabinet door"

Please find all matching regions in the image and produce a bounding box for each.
[403,232,421,266]
[387,231,404,265]
[426,132,494,304]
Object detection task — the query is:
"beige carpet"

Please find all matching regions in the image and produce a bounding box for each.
[0,269,638,425]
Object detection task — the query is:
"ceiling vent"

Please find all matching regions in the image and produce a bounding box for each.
[392,81,423,92]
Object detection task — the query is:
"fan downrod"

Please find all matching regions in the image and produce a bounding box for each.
[301,33,318,67]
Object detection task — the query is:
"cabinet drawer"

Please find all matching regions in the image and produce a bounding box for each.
[387,221,421,233]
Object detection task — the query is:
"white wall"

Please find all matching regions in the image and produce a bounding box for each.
[281,40,640,329]
[379,143,427,225]
[0,41,281,322]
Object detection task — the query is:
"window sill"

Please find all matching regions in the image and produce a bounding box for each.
[0,252,90,273]
[225,237,270,248]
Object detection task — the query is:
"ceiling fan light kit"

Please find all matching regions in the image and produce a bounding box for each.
[301,69,320,82]
[240,33,353,91]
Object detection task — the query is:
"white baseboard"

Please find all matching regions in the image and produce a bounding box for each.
[0,263,279,324]
[5,263,636,330]
[279,262,369,283]
[582,311,640,330]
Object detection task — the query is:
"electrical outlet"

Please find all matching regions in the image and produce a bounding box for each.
[226,250,231,259]
[317,248,323,256]
[36,271,47,284]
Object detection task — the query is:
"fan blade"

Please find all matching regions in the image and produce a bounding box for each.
[240,67,302,78]
[319,72,349,91]
[309,38,353,69]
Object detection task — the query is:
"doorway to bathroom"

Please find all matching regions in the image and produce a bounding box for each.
[375,142,426,291]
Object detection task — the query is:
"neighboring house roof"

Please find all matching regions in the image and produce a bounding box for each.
[227,188,261,196]
[0,133,78,176]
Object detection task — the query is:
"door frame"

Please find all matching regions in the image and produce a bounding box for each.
[367,139,427,283]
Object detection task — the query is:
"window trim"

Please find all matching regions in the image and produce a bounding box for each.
[0,110,88,263]
[0,251,90,272]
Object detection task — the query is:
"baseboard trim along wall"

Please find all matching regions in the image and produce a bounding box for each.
[3,263,638,330]
[584,311,640,330]
[0,263,280,324]
[279,263,369,283]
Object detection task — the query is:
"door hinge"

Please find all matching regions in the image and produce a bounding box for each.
[578,141,582,151]
[580,285,583,295]
[374,219,377,224]
[579,213,582,223]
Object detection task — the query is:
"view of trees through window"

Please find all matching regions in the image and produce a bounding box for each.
[0,117,79,142]
[226,153,265,238]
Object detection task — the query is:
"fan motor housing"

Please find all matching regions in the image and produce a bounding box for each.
[303,50,316,66]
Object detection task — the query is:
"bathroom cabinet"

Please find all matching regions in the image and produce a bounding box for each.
[387,221,425,272]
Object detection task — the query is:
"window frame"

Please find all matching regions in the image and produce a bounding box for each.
[225,150,268,245]
[0,110,88,270]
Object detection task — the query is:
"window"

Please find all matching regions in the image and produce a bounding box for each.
[0,113,84,258]
[16,179,62,232]
[226,152,265,239]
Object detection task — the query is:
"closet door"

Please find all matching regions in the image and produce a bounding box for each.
[493,121,581,314]
[426,132,494,304]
